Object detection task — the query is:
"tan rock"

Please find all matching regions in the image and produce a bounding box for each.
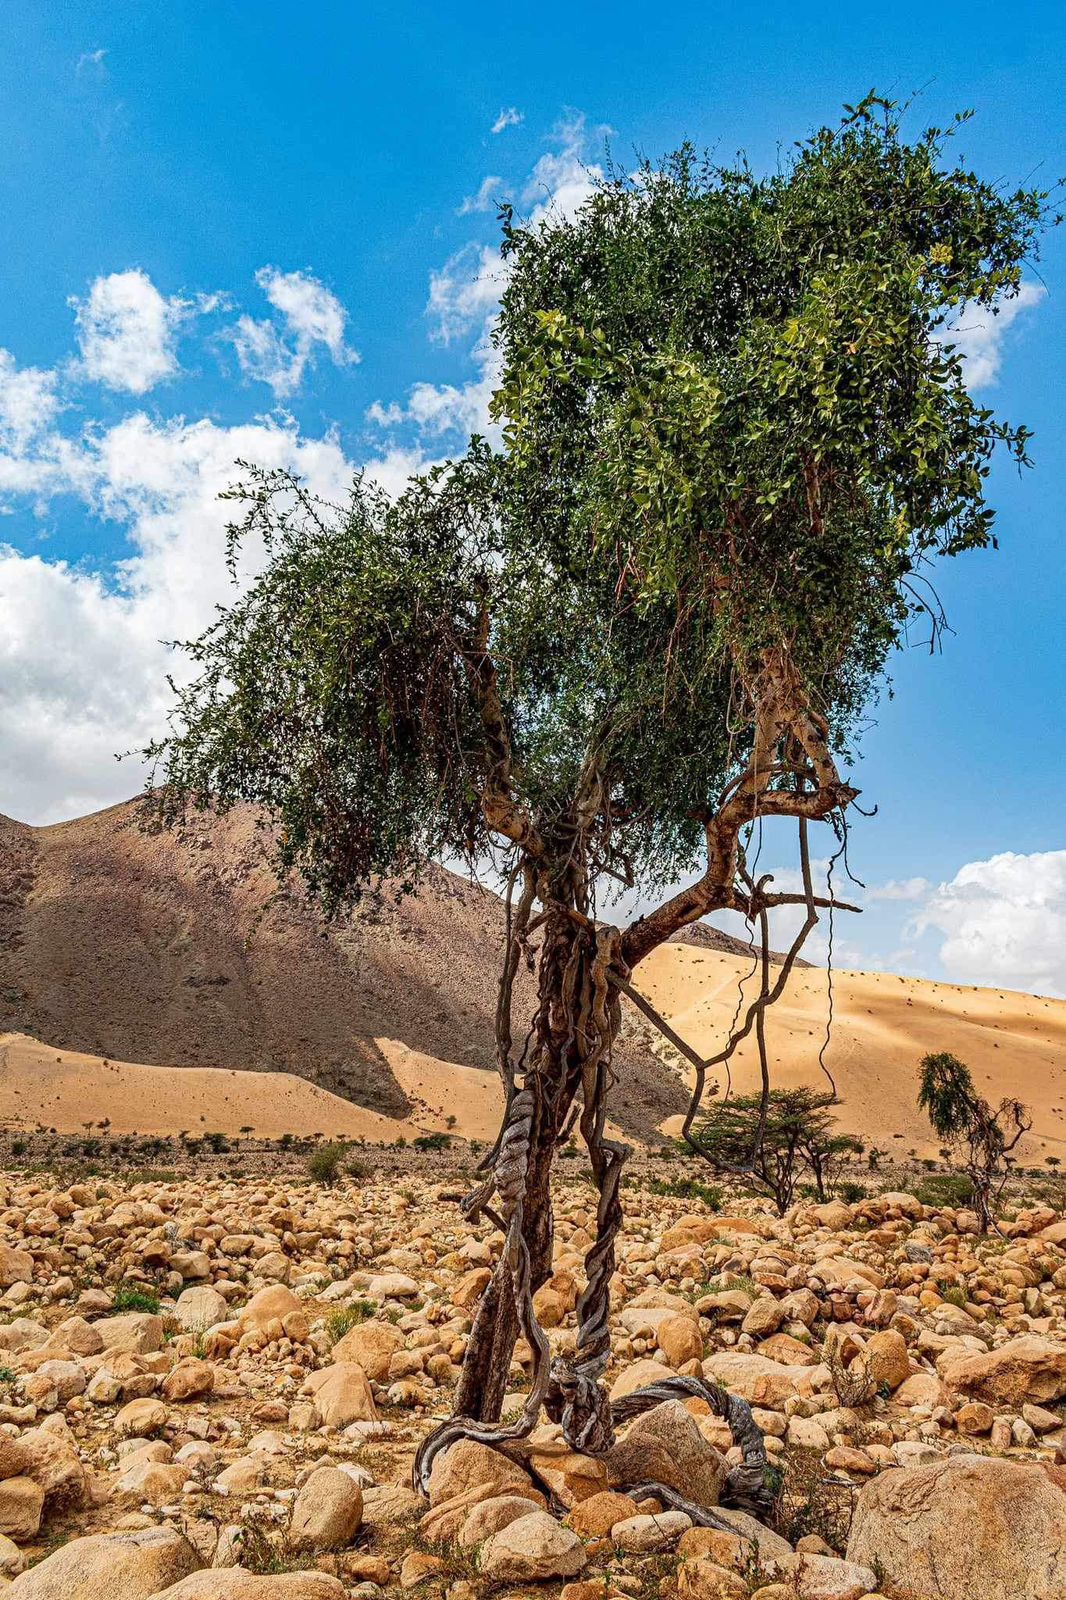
[478,1510,587,1581]
[239,1285,303,1329]
[613,1509,692,1551]
[606,1401,727,1510]
[330,1319,403,1380]
[939,1335,1066,1407]
[113,1460,186,1506]
[288,1466,362,1552]
[956,1400,995,1435]
[427,1438,535,1507]
[303,1362,377,1427]
[567,1490,640,1537]
[609,1358,675,1400]
[677,1557,748,1599]
[863,1329,910,1391]
[847,1452,1066,1600]
[162,1360,215,1403]
[458,1492,546,1548]
[152,1575,345,1599]
[659,1313,704,1366]
[115,1397,168,1437]
[0,1479,43,1541]
[173,1286,228,1332]
[8,1526,200,1598]
[703,1351,811,1409]
[792,1551,878,1598]
[96,1313,163,1354]
[742,1298,787,1338]
[0,1249,33,1288]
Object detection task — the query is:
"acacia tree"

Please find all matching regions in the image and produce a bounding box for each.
[147,99,1048,1513]
[695,1089,845,1214]
[917,1051,1032,1231]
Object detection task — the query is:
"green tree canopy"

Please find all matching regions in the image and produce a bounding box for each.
[151,97,1050,942]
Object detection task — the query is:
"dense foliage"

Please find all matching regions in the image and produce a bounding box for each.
[148,98,1050,923]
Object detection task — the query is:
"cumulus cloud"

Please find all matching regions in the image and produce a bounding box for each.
[491,107,523,135]
[0,352,60,450]
[914,850,1066,997]
[228,268,358,397]
[0,413,355,823]
[946,282,1046,389]
[71,269,188,394]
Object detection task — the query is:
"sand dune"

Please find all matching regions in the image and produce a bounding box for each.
[0,1031,506,1143]
[636,944,1066,1162]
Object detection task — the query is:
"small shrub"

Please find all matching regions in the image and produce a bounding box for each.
[112,1282,161,1314]
[326,1300,377,1345]
[413,1131,451,1152]
[646,1175,723,1210]
[307,1142,350,1184]
[912,1172,974,1209]
[836,1180,868,1204]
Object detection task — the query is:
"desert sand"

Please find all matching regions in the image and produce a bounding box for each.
[636,943,1066,1161]
[0,1031,505,1142]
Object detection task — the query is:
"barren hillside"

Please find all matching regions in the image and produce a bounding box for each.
[0,800,684,1139]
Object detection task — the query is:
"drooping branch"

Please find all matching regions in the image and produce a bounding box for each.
[621,648,858,968]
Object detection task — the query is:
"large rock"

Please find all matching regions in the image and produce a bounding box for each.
[0,1247,33,1287]
[96,1312,164,1354]
[152,1575,345,1599]
[302,1362,377,1427]
[173,1286,228,1332]
[330,1319,404,1381]
[0,1478,44,1541]
[428,1438,535,1506]
[478,1510,587,1581]
[702,1351,812,1409]
[0,1417,88,1507]
[288,1466,363,1551]
[10,1526,200,1598]
[938,1335,1066,1407]
[606,1400,728,1509]
[846,1453,1066,1600]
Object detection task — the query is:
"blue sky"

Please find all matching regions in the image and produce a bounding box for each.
[0,1,1064,993]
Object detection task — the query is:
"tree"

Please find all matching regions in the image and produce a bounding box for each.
[146,98,1049,1513]
[917,1051,1032,1231]
[694,1088,841,1213]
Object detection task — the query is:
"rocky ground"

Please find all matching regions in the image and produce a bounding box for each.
[0,1160,1064,1599]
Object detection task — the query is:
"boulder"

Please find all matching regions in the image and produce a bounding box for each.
[302,1362,377,1427]
[239,1286,304,1329]
[606,1401,728,1509]
[862,1328,910,1391]
[613,1509,693,1551]
[676,1557,749,1599]
[9,1526,200,1599]
[428,1439,535,1507]
[458,1492,545,1548]
[703,1351,811,1409]
[115,1396,168,1437]
[173,1286,228,1332]
[0,1418,88,1506]
[0,1478,44,1541]
[0,1248,33,1287]
[938,1335,1066,1407]
[163,1360,216,1403]
[567,1490,641,1537]
[330,1319,404,1381]
[847,1452,1066,1600]
[288,1466,363,1552]
[478,1510,587,1581]
[95,1313,163,1354]
[152,1575,345,1599]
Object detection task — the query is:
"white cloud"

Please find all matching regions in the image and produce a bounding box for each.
[427,244,508,345]
[228,268,358,398]
[0,352,60,450]
[459,177,507,216]
[914,850,1066,997]
[946,281,1046,389]
[76,48,107,75]
[0,413,355,823]
[491,107,523,135]
[868,876,930,901]
[71,269,187,395]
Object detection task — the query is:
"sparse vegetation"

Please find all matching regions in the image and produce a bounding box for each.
[112,1282,161,1314]
[307,1142,351,1185]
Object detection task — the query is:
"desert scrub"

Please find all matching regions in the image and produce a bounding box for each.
[326,1300,377,1345]
[644,1174,723,1210]
[307,1141,352,1184]
[112,1282,161,1314]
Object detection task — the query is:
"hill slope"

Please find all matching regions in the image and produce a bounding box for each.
[0,800,684,1138]
[642,943,1066,1163]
